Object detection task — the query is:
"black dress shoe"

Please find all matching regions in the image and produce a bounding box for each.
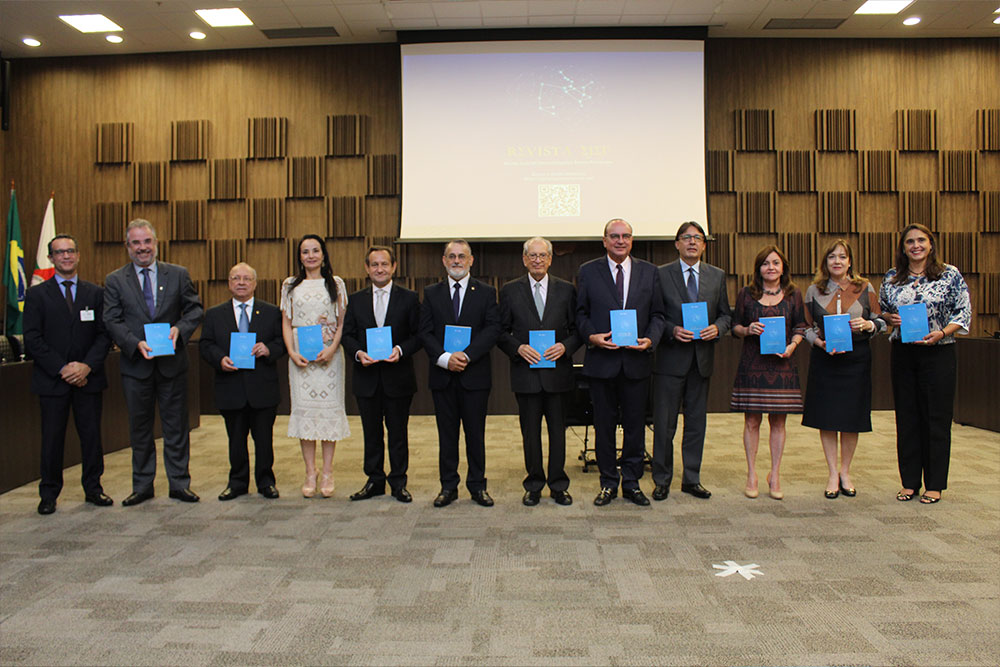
[622,488,650,506]
[652,485,670,501]
[169,488,200,503]
[259,485,280,499]
[522,490,541,506]
[85,492,114,506]
[37,498,56,515]
[122,490,154,507]
[471,490,494,507]
[593,487,617,506]
[433,488,458,508]
[350,481,386,501]
[218,487,247,501]
[551,490,573,506]
[681,483,712,499]
[391,487,412,503]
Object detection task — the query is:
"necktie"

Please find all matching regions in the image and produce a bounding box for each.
[375,288,387,328]
[62,280,74,312]
[533,282,545,319]
[615,264,624,307]
[238,303,249,333]
[686,267,698,302]
[452,282,461,320]
[141,268,155,317]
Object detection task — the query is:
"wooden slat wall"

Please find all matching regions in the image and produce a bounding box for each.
[171,120,209,162]
[95,122,132,164]
[815,109,856,152]
[896,109,937,151]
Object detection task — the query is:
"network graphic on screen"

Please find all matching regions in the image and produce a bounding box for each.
[537,69,596,116]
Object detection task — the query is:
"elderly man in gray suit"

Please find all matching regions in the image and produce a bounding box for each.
[103,219,204,506]
[652,221,732,501]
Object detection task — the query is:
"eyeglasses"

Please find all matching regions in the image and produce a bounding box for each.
[678,234,704,242]
[606,233,632,241]
[51,248,78,256]
[525,253,550,261]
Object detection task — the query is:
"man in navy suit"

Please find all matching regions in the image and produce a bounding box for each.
[103,219,203,506]
[199,263,285,501]
[23,234,112,515]
[420,240,501,508]
[498,237,581,506]
[576,219,666,506]
[342,246,421,503]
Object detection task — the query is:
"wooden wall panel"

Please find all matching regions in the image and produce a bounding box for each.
[247,117,288,159]
[209,158,246,200]
[170,200,206,240]
[981,192,1000,232]
[707,150,734,193]
[896,109,937,151]
[977,109,1000,151]
[815,109,856,152]
[248,198,285,239]
[939,150,977,192]
[132,161,168,202]
[734,109,774,151]
[93,202,129,244]
[819,192,857,234]
[287,157,325,199]
[171,120,209,162]
[858,150,897,192]
[899,191,938,231]
[95,122,133,165]
[776,151,816,192]
[736,192,776,234]
[327,114,370,157]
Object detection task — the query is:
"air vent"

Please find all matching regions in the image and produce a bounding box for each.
[261,27,339,39]
[764,18,846,29]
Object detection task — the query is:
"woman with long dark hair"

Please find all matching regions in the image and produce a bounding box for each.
[281,234,350,498]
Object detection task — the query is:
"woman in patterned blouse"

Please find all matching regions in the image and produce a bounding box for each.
[878,224,971,505]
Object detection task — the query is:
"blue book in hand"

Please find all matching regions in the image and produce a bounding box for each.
[230,332,256,369]
[682,301,709,339]
[529,329,556,369]
[759,316,786,355]
[610,309,638,347]
[823,314,853,353]
[143,323,174,357]
[366,326,393,361]
[898,302,930,343]
[297,324,324,361]
[444,325,472,353]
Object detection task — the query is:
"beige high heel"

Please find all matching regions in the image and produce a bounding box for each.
[302,472,318,498]
[766,473,783,500]
[320,472,335,498]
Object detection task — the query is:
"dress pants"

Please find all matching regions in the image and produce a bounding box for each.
[220,404,276,492]
[515,390,570,493]
[588,372,649,491]
[38,390,104,500]
[652,360,709,488]
[357,380,412,491]
[121,368,192,493]
[891,341,956,492]
[431,378,489,493]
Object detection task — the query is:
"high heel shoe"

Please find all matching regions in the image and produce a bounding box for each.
[839,475,856,497]
[302,472,318,498]
[766,473,783,500]
[745,485,759,499]
[824,489,839,499]
[320,472,335,498]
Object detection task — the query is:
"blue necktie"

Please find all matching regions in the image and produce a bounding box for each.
[141,268,155,317]
[452,282,461,320]
[238,303,249,333]
[687,268,698,302]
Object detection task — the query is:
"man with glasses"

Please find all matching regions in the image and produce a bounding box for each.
[651,222,732,501]
[498,237,581,506]
[23,234,112,515]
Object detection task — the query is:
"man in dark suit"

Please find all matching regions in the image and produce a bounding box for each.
[103,219,203,506]
[199,262,284,501]
[498,237,581,507]
[652,222,733,501]
[342,246,421,503]
[420,239,501,508]
[576,219,666,506]
[23,234,112,515]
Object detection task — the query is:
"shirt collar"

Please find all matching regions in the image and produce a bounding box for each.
[452,274,470,290]
[373,280,393,293]
[680,259,701,274]
[529,274,549,290]
[55,274,78,285]
[133,261,157,275]
[233,297,254,311]
[607,255,631,272]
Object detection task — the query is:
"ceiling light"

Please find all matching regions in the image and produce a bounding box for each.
[994,16,1000,24]
[854,1,914,15]
[195,8,253,27]
[59,14,123,33]
[106,35,123,44]
[190,31,207,40]
[902,16,921,26]
[23,37,41,47]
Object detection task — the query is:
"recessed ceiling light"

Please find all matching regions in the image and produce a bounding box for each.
[854,1,914,15]
[902,16,921,26]
[190,31,207,40]
[59,14,123,33]
[106,35,123,44]
[195,8,253,27]
[994,15,1000,24]
[23,37,41,47]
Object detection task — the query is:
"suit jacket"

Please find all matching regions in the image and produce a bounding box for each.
[103,261,204,379]
[342,283,422,398]
[498,274,582,394]
[23,277,110,396]
[419,277,501,391]
[199,299,285,410]
[654,260,733,378]
[576,256,666,380]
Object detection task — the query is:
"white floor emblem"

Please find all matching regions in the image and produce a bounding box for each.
[712,561,764,580]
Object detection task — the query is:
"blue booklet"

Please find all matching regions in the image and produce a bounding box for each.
[682,301,709,339]
[610,309,638,346]
[297,324,324,361]
[143,323,174,357]
[529,329,556,369]
[759,316,786,355]
[823,314,853,353]
[366,326,393,361]
[444,325,471,353]
[899,302,930,343]
[229,332,256,369]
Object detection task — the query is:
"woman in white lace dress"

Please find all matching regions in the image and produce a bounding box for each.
[280,235,350,498]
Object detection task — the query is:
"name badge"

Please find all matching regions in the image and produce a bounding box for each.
[80,309,95,322]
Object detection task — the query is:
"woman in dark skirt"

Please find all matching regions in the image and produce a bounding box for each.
[801,239,885,499]
[731,246,808,500]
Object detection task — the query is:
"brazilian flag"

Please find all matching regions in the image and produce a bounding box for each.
[4,187,26,335]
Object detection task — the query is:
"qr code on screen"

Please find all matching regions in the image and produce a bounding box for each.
[538,184,581,217]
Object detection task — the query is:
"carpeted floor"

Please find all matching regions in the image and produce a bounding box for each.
[1,412,998,666]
